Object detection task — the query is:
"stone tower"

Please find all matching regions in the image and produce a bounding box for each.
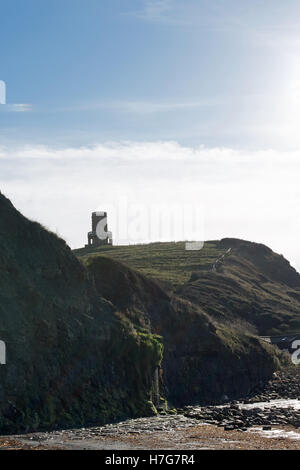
[86,211,113,247]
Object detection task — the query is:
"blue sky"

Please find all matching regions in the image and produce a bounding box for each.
[1,0,300,147]
[1,1,300,268]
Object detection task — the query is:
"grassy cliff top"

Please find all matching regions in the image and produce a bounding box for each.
[74,238,300,335]
[74,240,226,289]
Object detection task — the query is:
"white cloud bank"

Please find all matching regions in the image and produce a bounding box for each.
[0,140,299,270]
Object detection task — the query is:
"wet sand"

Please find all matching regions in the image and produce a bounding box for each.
[4,416,300,450]
[3,425,300,450]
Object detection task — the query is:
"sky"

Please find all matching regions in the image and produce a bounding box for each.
[1,0,300,268]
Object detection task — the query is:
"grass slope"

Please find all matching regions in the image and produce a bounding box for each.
[75,238,300,336]
[74,241,226,290]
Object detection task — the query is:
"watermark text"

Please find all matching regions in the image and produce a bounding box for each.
[0,341,6,365]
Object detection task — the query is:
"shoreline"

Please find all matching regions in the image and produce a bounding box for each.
[3,423,300,450]
[3,367,300,450]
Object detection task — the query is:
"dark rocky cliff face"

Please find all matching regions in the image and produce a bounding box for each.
[0,193,162,433]
[86,256,283,407]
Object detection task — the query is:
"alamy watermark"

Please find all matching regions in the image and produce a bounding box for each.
[291,340,300,365]
[0,80,6,104]
[0,341,6,365]
[94,197,205,250]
